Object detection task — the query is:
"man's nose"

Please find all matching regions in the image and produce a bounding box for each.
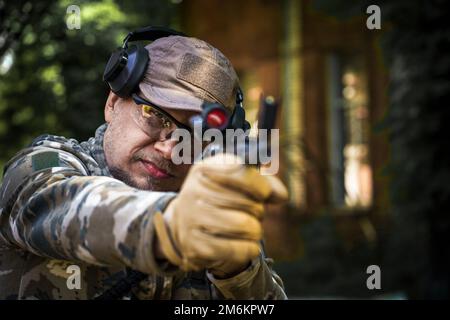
[154,138,178,160]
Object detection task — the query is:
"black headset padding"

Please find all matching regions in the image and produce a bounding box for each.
[103,49,128,81]
[106,45,149,97]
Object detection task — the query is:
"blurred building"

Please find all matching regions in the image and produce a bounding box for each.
[178,0,389,265]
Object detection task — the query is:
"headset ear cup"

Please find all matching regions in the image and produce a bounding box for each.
[103,48,128,83]
[118,44,149,97]
[103,44,149,98]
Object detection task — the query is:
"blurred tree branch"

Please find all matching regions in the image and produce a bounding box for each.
[0,0,179,177]
[0,1,52,59]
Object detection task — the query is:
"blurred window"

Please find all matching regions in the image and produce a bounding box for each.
[326,54,373,208]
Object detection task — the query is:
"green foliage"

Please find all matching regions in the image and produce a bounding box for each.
[0,0,179,175]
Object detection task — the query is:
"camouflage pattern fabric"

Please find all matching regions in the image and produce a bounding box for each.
[0,124,287,300]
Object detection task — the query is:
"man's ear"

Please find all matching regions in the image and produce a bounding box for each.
[104,91,120,123]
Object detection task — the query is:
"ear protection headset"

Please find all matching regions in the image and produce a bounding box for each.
[103,26,250,131]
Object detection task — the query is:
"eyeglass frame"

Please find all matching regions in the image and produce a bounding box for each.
[131,93,193,133]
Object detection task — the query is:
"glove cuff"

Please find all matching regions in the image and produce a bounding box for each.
[153,211,183,267]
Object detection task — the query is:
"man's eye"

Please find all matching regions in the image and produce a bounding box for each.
[155,112,172,128]
[141,105,152,118]
[141,105,173,129]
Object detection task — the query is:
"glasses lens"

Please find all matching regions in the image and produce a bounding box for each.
[132,103,177,137]
[131,98,198,159]
[142,105,174,129]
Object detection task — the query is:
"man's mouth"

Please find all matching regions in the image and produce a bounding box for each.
[139,160,173,179]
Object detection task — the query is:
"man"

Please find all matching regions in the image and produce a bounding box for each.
[0,33,288,299]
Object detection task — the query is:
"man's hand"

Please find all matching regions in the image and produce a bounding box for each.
[153,153,287,278]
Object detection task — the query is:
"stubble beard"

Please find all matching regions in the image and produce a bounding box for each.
[104,123,182,192]
[108,165,164,191]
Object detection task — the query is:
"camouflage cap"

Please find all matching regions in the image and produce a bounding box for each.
[138,36,239,113]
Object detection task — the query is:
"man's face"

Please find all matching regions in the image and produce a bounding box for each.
[103,92,198,192]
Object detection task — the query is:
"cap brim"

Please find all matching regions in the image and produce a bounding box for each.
[139,83,204,112]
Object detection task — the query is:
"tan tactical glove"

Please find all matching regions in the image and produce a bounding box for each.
[153,153,288,278]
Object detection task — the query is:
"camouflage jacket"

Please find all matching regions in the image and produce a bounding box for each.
[0,124,287,300]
